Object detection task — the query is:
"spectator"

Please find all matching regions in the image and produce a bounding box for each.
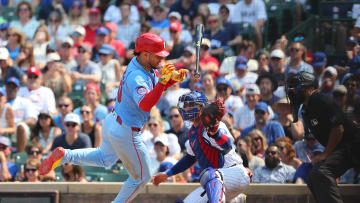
[125,22,152,63]
[218,5,242,47]
[241,101,285,145]
[104,0,140,23]
[61,163,87,182]
[71,42,101,86]
[38,0,67,23]
[71,25,86,58]
[160,12,193,44]
[285,42,313,76]
[51,113,91,150]
[67,0,88,31]
[0,89,16,136]
[91,27,113,63]
[73,83,107,123]
[5,77,38,153]
[150,5,170,32]
[333,85,348,111]
[47,10,69,48]
[0,47,25,85]
[232,0,267,48]
[15,42,35,73]
[18,66,57,115]
[199,38,221,77]
[105,22,126,61]
[293,130,318,163]
[84,8,102,46]
[166,21,187,60]
[59,37,78,72]
[249,129,267,158]
[344,75,360,122]
[294,143,325,184]
[197,4,211,20]
[23,159,41,182]
[163,82,191,111]
[9,1,40,40]
[169,0,199,27]
[0,136,17,181]
[165,107,190,151]
[236,136,264,172]
[276,137,302,169]
[30,111,61,154]
[98,44,123,96]
[319,66,338,95]
[0,18,9,46]
[272,97,304,141]
[116,3,141,48]
[32,25,50,68]
[234,84,261,131]
[6,27,24,61]
[79,104,102,148]
[269,49,286,86]
[216,77,243,114]
[190,14,206,39]
[337,37,360,74]
[26,143,43,160]
[226,56,258,87]
[256,73,280,106]
[312,52,327,80]
[53,96,74,134]
[201,72,217,101]
[252,144,296,183]
[173,46,196,70]
[153,136,177,171]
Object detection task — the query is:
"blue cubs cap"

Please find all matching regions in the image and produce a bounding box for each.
[99,44,115,55]
[255,101,268,113]
[6,77,20,87]
[216,77,231,87]
[311,143,325,153]
[235,56,248,70]
[159,161,173,172]
[96,27,110,35]
[312,52,327,67]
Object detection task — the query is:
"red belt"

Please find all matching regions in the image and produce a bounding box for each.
[115,114,141,132]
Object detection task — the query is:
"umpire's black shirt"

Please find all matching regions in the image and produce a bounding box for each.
[302,92,358,147]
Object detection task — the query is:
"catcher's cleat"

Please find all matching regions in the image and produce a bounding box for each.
[39,147,65,175]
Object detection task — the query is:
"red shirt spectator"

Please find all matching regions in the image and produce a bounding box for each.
[199,38,220,77]
[105,22,125,59]
[84,8,102,46]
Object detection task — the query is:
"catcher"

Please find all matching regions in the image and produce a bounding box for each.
[153,91,250,203]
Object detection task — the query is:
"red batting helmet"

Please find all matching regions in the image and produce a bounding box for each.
[134,33,169,57]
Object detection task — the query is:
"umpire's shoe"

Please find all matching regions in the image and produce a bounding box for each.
[39,147,65,175]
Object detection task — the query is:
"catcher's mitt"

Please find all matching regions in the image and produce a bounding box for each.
[200,98,226,136]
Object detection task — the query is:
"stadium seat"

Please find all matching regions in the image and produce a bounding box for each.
[0,7,17,22]
[12,152,27,169]
[68,84,85,109]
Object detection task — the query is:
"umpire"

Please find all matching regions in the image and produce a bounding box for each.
[286,71,360,203]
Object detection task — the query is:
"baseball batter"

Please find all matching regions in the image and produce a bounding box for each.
[153,91,250,203]
[39,33,187,203]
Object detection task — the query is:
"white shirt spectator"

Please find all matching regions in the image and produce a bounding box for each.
[249,156,265,172]
[160,29,193,44]
[116,22,140,48]
[104,5,140,24]
[10,96,38,124]
[294,140,312,163]
[47,24,70,46]
[18,86,57,116]
[144,133,181,159]
[71,61,102,86]
[164,88,191,108]
[232,0,267,25]
[253,162,296,183]
[10,17,40,40]
[226,72,258,87]
[208,3,236,22]
[225,95,243,114]
[234,104,275,130]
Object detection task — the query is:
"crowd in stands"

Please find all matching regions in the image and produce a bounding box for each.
[0,0,359,185]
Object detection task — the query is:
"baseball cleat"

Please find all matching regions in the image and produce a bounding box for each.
[39,147,65,175]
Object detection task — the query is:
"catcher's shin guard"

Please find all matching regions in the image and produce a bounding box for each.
[200,167,225,203]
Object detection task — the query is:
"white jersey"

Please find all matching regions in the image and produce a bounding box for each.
[9,96,39,124]
[232,0,267,24]
[225,95,244,114]
[226,72,258,88]
[18,86,57,115]
[144,132,181,159]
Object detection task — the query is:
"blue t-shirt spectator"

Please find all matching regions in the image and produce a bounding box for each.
[241,120,285,146]
[1,66,24,86]
[6,45,20,61]
[53,115,66,134]
[0,162,18,181]
[169,0,199,21]
[150,19,169,29]
[293,162,312,183]
[204,29,231,51]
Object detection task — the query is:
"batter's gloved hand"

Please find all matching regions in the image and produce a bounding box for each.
[171,69,189,82]
[200,98,226,136]
[159,64,176,85]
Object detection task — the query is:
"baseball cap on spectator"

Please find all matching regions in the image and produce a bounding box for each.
[235,56,248,70]
[255,101,268,113]
[46,43,59,53]
[333,85,347,96]
[99,44,115,55]
[85,82,100,93]
[64,113,81,125]
[79,42,92,53]
[61,37,74,47]
[272,97,289,113]
[88,7,100,15]
[324,66,337,77]
[256,73,278,92]
[46,52,61,63]
[72,0,83,7]
[246,84,260,95]
[159,161,173,172]
[0,47,9,60]
[312,52,327,67]
[154,136,169,146]
[169,21,182,32]
[154,4,166,12]
[346,36,358,46]
[72,26,86,37]
[293,33,305,42]
[201,38,211,48]
[27,66,41,76]
[270,49,285,59]
[0,136,11,147]
[0,18,9,30]
[168,11,181,21]
[184,46,195,56]
[311,143,325,153]
[216,77,231,87]
[96,27,110,36]
[105,22,118,34]
[6,77,20,87]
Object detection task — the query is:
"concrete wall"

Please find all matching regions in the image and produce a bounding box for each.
[0,183,359,203]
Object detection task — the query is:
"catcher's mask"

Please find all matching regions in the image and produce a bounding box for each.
[286,71,317,122]
[177,91,209,121]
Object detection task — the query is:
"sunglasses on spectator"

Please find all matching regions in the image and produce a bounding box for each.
[271,57,281,61]
[170,114,180,119]
[8,33,17,37]
[65,122,77,128]
[259,57,268,61]
[28,75,38,79]
[58,104,69,108]
[200,45,209,50]
[255,110,265,115]
[208,19,218,25]
[28,150,40,155]
[290,48,300,52]
[266,150,278,155]
[253,137,262,142]
[39,115,50,120]
[62,44,71,49]
[25,168,38,173]
[99,53,108,57]
[78,49,86,54]
[19,7,29,12]
[80,110,91,115]
[216,86,228,92]
[0,144,7,150]
[148,123,158,127]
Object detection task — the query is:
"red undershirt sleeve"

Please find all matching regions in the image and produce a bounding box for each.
[139,82,166,112]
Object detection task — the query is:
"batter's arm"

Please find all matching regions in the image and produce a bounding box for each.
[138,82,166,112]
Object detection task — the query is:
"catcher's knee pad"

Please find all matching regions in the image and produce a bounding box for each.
[199,167,225,203]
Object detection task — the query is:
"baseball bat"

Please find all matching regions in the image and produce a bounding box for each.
[194,24,203,79]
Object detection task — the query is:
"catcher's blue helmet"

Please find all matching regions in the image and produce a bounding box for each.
[177,91,208,120]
